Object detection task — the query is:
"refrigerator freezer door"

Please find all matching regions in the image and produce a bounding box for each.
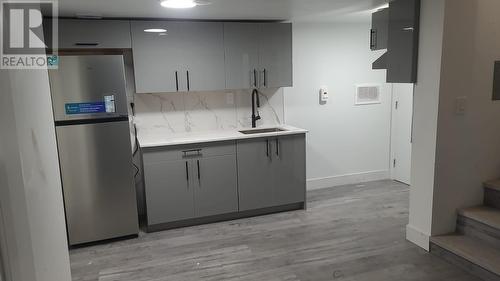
[49,55,129,122]
[56,121,138,245]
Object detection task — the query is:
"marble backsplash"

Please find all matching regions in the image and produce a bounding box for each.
[133,88,285,134]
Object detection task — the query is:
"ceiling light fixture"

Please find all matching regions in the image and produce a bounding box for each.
[144,28,168,33]
[160,0,197,9]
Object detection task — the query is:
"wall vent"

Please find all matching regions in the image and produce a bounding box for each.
[355,85,381,105]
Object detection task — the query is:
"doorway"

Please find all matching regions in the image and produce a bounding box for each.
[390,84,414,185]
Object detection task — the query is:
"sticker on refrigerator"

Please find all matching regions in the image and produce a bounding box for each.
[104,95,116,113]
[65,102,106,115]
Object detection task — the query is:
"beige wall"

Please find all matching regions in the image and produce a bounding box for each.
[432,0,500,235]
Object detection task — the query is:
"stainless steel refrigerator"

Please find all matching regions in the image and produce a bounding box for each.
[49,55,138,246]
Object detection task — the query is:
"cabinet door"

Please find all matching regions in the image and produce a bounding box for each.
[272,135,306,206]
[259,23,293,88]
[194,155,238,217]
[387,0,420,83]
[131,21,184,93]
[144,160,194,225]
[371,8,389,50]
[57,19,132,49]
[180,22,226,92]
[237,138,275,211]
[224,23,260,90]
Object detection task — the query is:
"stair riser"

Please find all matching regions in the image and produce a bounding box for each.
[457,216,500,251]
[485,188,500,209]
[430,243,500,281]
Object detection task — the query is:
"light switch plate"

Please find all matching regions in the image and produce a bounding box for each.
[226,93,234,105]
[455,96,467,115]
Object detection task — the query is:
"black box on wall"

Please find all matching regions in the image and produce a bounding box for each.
[493,61,500,100]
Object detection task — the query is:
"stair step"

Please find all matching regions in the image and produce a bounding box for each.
[458,206,500,249]
[485,180,500,192]
[484,181,500,209]
[460,206,500,230]
[431,235,500,279]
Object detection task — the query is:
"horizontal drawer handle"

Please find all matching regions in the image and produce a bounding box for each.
[74,42,100,46]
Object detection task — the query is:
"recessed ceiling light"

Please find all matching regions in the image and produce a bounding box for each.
[160,0,197,9]
[144,28,167,33]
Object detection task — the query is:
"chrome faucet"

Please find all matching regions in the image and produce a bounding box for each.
[251,89,261,128]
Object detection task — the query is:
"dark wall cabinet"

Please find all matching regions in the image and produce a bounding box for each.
[370,8,389,51]
[371,0,420,83]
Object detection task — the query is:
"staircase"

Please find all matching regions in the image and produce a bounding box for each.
[430,180,500,281]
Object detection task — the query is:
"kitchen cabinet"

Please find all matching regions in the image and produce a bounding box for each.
[144,160,194,225]
[237,134,306,211]
[370,8,389,51]
[55,19,132,49]
[142,142,238,226]
[224,22,293,90]
[259,23,293,88]
[387,0,420,83]
[223,23,261,90]
[131,21,183,93]
[131,21,225,93]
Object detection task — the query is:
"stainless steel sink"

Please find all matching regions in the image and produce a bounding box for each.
[239,128,287,135]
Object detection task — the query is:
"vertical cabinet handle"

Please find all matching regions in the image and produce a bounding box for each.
[276,139,280,156]
[175,71,179,92]
[253,69,258,88]
[263,69,267,87]
[185,161,189,182]
[370,29,377,50]
[266,139,269,157]
[197,160,201,181]
[186,70,190,92]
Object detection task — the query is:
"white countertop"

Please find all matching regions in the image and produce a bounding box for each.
[137,125,308,148]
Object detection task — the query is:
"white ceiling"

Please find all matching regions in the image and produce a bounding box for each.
[55,0,388,22]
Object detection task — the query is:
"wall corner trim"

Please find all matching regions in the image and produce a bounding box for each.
[406,224,430,251]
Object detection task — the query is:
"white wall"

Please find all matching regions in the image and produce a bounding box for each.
[0,68,72,281]
[406,0,446,250]
[284,22,392,189]
[431,0,500,235]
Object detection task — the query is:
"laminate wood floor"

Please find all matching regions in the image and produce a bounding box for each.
[70,180,480,281]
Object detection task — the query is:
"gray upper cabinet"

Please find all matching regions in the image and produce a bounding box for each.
[237,134,306,211]
[370,8,389,51]
[143,159,194,225]
[131,21,184,93]
[180,22,226,92]
[259,23,293,88]
[57,19,132,49]
[387,0,420,83]
[131,21,225,93]
[224,22,293,90]
[237,138,275,211]
[224,23,261,90]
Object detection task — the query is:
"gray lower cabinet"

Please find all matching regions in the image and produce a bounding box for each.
[144,160,194,225]
[236,138,275,211]
[237,134,306,211]
[142,142,238,226]
[194,156,238,217]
